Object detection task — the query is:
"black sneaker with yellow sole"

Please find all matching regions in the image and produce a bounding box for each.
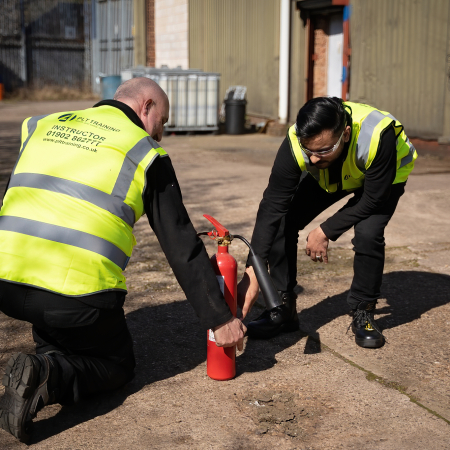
[350,301,385,348]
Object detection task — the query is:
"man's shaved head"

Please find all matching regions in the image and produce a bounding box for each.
[113,77,169,142]
[114,77,166,103]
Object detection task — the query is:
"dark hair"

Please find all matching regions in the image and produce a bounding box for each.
[296,97,346,139]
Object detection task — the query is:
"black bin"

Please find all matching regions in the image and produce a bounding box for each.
[225,98,247,135]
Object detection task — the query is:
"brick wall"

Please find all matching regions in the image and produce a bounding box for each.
[146,0,155,67]
[154,0,189,69]
[312,16,329,98]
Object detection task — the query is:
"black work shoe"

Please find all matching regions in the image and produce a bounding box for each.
[0,353,58,443]
[350,301,385,349]
[246,291,299,339]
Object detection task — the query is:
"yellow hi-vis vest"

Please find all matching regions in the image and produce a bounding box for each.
[288,102,417,193]
[0,105,167,296]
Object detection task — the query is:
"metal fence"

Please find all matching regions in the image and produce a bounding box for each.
[0,1,25,91]
[0,0,91,92]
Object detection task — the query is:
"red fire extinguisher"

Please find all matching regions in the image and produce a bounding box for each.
[198,214,284,381]
[200,214,237,381]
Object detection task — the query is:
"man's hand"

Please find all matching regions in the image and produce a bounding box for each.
[213,317,247,351]
[306,226,329,263]
[237,266,260,319]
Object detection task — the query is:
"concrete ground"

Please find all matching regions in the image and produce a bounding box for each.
[0,100,449,449]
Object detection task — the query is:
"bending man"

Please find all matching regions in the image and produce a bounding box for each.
[238,97,416,348]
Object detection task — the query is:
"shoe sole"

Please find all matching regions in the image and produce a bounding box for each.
[247,320,300,339]
[355,337,385,349]
[0,353,38,443]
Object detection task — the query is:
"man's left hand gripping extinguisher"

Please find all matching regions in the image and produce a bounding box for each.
[198,214,284,381]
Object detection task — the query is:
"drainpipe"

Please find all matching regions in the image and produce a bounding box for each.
[341,4,351,100]
[278,0,290,125]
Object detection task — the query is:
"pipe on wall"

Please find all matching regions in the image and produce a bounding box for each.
[278,0,290,124]
[341,4,350,100]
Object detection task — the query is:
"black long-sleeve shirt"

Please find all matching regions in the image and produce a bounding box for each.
[250,124,398,262]
[90,100,233,330]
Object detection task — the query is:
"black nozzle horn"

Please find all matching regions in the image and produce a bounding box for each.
[231,235,283,311]
[248,253,283,311]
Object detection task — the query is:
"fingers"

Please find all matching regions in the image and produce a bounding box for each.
[237,272,251,309]
[237,267,259,319]
[305,250,328,263]
[236,336,244,352]
[312,253,324,263]
[214,317,246,348]
[236,281,247,310]
[305,227,329,263]
[241,291,258,319]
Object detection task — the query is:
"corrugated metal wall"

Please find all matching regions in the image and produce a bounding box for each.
[188,0,450,136]
[94,0,134,75]
[91,0,134,93]
[349,0,450,139]
[189,0,281,118]
[289,2,307,123]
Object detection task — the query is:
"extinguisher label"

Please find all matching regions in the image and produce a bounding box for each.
[208,276,224,343]
[216,275,225,293]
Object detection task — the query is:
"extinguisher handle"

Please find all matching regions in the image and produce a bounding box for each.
[203,214,229,237]
[232,235,283,311]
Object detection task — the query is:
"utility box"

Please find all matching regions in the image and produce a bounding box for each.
[121,67,221,133]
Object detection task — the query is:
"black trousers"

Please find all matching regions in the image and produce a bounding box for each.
[268,175,405,309]
[0,281,135,403]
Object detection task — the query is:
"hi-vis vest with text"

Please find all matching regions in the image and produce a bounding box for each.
[288,102,417,193]
[0,106,167,296]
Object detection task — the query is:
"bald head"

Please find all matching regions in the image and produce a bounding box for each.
[114,77,169,142]
[114,77,166,103]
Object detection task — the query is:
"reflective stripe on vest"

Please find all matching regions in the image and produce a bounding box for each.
[11,115,50,176]
[8,136,163,228]
[111,135,161,200]
[0,216,130,270]
[8,173,136,227]
[355,109,415,173]
[399,136,416,169]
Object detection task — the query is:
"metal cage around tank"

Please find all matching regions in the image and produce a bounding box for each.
[121,67,221,132]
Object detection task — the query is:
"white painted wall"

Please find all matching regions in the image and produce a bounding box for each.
[327,13,343,98]
[155,0,189,69]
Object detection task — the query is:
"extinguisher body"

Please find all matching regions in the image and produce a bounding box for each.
[207,245,237,380]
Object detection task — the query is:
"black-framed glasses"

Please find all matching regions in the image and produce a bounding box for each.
[297,125,346,157]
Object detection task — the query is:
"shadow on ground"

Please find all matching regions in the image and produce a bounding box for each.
[293,270,450,351]
[27,270,450,443]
